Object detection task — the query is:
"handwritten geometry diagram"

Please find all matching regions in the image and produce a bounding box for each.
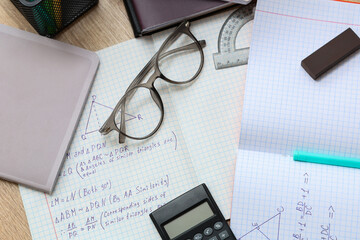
[238,207,284,240]
[82,95,140,139]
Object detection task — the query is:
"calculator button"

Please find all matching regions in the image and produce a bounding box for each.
[209,236,219,240]
[214,221,224,230]
[193,233,203,240]
[219,230,230,240]
[204,227,213,236]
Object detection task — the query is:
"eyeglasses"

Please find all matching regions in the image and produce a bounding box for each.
[99,21,206,143]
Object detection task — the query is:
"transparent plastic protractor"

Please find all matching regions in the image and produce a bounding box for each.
[158,33,202,83]
[115,87,162,139]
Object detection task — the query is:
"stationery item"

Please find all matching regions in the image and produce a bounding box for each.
[301,28,360,80]
[41,0,62,29]
[150,184,236,240]
[238,3,360,157]
[32,4,46,35]
[100,21,205,143]
[0,24,99,193]
[231,0,360,239]
[294,151,360,169]
[27,0,55,35]
[19,5,252,238]
[52,0,62,28]
[213,2,255,70]
[124,0,237,37]
[36,2,57,35]
[11,0,98,37]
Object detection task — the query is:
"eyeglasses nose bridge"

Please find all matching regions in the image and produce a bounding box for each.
[143,71,160,88]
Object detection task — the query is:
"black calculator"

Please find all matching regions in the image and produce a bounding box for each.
[150,184,237,240]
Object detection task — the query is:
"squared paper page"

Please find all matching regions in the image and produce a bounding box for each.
[152,8,252,219]
[239,0,360,157]
[231,150,360,239]
[19,38,199,240]
[231,0,360,239]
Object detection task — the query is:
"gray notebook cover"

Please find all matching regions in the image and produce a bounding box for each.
[0,24,99,193]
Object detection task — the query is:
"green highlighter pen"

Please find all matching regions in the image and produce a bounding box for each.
[293,151,360,169]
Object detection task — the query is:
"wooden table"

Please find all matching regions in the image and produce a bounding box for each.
[0,0,358,239]
[0,1,132,239]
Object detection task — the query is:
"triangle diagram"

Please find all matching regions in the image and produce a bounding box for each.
[239,229,268,240]
[85,101,137,135]
[239,213,281,240]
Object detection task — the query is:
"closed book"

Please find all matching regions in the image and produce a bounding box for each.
[124,0,235,37]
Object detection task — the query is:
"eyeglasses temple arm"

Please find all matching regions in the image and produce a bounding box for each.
[118,104,126,144]
[122,39,207,105]
[131,40,206,89]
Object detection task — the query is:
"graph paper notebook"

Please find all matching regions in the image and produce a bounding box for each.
[18,5,252,238]
[19,38,200,239]
[231,0,360,239]
[0,24,99,193]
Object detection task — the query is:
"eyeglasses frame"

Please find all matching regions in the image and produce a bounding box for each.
[99,21,205,143]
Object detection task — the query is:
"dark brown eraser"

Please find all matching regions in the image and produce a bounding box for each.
[301,28,360,80]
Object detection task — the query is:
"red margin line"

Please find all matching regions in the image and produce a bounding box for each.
[44,193,59,240]
[256,9,360,27]
[333,0,360,4]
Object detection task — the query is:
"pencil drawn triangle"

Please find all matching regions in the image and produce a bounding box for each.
[239,229,269,240]
[85,101,137,135]
[239,213,281,240]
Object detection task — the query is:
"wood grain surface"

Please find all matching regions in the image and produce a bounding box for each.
[0,0,359,239]
[0,1,132,239]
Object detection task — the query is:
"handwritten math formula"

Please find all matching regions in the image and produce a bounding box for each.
[293,173,312,240]
[60,131,177,180]
[320,206,337,240]
[232,150,359,240]
[54,175,169,239]
[45,130,179,239]
[292,173,337,240]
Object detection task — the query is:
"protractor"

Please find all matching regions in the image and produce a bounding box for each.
[213,2,256,70]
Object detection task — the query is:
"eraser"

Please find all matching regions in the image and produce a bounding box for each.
[301,28,360,80]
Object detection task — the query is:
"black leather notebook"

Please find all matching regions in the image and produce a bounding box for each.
[124,0,235,37]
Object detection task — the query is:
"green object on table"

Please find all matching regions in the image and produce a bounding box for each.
[29,0,57,35]
[29,0,45,35]
[293,151,360,169]
[44,0,62,28]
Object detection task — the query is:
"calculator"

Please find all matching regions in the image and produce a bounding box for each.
[150,184,237,240]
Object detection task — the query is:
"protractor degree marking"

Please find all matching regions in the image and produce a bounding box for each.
[213,3,256,70]
[219,6,254,53]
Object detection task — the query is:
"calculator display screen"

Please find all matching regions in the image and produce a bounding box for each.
[163,201,214,239]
